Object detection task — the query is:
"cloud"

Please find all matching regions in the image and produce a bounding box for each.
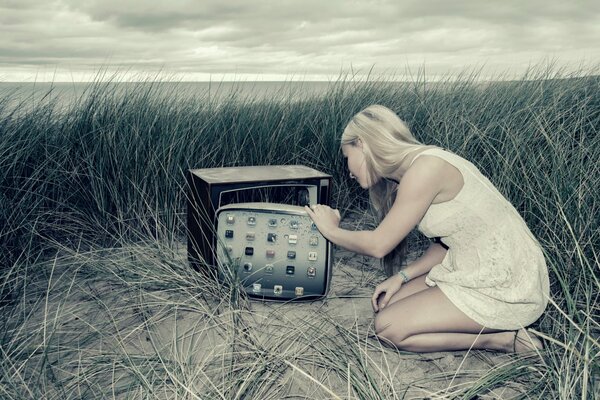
[0,0,598,81]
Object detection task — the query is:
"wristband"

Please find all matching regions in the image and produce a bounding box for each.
[398,270,410,284]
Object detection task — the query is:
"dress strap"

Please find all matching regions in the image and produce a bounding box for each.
[409,147,445,167]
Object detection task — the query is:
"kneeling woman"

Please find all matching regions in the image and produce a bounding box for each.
[305,105,549,353]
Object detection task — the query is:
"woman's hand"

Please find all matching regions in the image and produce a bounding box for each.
[371,274,404,312]
[304,204,341,237]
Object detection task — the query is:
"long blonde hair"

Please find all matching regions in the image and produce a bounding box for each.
[341,104,438,276]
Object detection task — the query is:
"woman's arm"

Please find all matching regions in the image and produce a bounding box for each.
[371,243,448,312]
[370,241,448,311]
[306,159,443,258]
[401,241,448,280]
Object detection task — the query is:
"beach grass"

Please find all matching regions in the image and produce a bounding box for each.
[0,66,598,398]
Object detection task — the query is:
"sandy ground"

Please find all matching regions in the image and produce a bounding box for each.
[17,216,526,399]
[116,244,521,399]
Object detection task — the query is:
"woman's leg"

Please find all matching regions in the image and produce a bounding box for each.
[381,274,429,308]
[374,286,520,352]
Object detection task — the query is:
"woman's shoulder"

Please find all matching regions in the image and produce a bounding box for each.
[409,147,453,169]
[407,148,466,203]
[409,147,469,170]
[403,150,450,188]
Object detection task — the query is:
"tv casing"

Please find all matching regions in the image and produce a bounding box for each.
[187,165,333,298]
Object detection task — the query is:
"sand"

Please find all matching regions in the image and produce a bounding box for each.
[12,216,528,399]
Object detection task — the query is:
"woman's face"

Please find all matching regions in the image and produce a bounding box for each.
[342,142,370,189]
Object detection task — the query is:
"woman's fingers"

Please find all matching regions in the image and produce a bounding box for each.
[372,285,387,312]
[373,280,403,312]
[380,290,395,310]
[307,204,339,218]
[371,289,381,312]
[305,204,322,217]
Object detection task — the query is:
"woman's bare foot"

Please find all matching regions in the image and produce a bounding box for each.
[513,328,544,353]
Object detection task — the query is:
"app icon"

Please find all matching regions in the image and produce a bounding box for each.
[252,283,262,293]
[225,230,234,239]
[308,252,317,261]
[307,266,317,277]
[243,263,253,272]
[287,251,296,259]
[286,265,295,275]
[267,233,277,243]
[245,247,254,256]
[266,249,275,258]
[309,236,319,246]
[246,232,255,241]
[226,214,235,224]
[273,285,283,295]
[247,216,256,226]
[288,234,298,244]
[295,287,304,296]
[265,264,274,274]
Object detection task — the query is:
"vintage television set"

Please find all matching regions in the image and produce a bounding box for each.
[187,165,333,300]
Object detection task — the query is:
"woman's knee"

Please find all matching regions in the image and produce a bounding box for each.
[374,312,388,335]
[386,274,429,307]
[374,312,410,344]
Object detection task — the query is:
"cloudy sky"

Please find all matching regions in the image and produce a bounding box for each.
[1,0,599,82]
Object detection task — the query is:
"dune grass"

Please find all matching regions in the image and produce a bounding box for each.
[0,66,598,398]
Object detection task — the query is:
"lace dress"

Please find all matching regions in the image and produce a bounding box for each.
[412,148,550,329]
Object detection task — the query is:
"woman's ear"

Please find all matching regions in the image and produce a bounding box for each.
[356,138,363,149]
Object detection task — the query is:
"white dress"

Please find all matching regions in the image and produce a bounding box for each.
[411,148,550,330]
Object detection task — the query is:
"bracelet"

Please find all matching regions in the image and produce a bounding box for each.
[398,270,410,284]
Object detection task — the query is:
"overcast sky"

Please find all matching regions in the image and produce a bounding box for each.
[1,0,599,82]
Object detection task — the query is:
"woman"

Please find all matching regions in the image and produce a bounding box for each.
[305,104,549,353]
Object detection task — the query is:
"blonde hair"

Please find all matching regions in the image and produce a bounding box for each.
[341,104,438,276]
